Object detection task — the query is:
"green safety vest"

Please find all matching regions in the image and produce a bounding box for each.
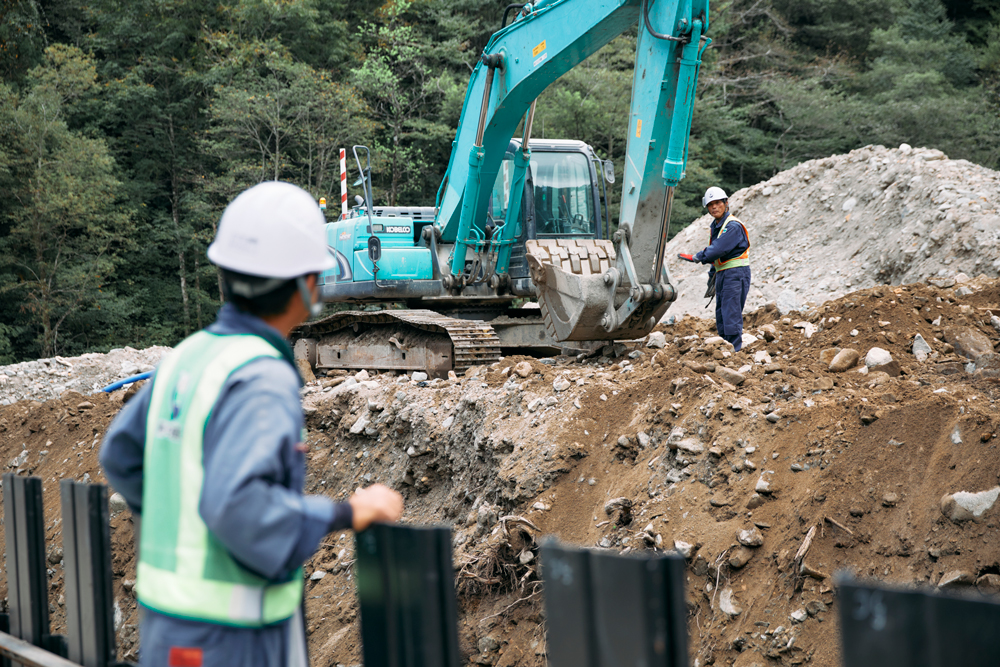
[711,215,750,271]
[136,330,303,627]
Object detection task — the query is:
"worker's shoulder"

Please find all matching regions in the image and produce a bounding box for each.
[226,355,300,396]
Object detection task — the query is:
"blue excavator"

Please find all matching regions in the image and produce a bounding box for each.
[293,0,710,377]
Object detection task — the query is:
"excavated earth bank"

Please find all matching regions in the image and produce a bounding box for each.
[666,144,1000,319]
[3,276,1000,667]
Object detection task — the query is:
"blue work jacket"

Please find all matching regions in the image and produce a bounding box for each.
[100,303,352,666]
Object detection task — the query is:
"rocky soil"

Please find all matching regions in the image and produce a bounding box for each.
[3,276,1000,667]
[666,144,1000,319]
[0,346,169,405]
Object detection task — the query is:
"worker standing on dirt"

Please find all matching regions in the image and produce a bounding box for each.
[680,187,751,351]
[99,181,404,667]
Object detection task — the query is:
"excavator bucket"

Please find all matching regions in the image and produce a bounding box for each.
[526,239,669,342]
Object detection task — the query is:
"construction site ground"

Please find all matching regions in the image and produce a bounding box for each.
[3,273,1000,667]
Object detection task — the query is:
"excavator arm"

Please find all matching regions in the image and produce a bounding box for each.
[434,0,710,340]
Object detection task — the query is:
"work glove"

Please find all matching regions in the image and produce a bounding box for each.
[677,253,696,262]
[694,250,707,263]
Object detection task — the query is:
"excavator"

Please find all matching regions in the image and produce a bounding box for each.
[292,0,710,377]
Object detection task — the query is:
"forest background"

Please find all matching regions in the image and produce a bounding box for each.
[0,0,997,362]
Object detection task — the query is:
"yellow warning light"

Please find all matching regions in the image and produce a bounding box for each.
[319,197,327,210]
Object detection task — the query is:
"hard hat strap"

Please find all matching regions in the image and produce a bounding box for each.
[227,276,287,298]
[296,275,323,318]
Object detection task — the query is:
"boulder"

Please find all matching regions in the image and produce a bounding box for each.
[729,547,755,569]
[940,487,1000,522]
[296,359,316,384]
[829,348,860,372]
[776,290,801,314]
[973,353,1000,379]
[938,570,975,588]
[646,331,667,348]
[737,527,764,547]
[719,587,742,617]
[715,366,746,386]
[514,361,533,378]
[865,347,893,368]
[912,334,933,361]
[760,324,777,342]
[819,348,841,365]
[943,326,994,360]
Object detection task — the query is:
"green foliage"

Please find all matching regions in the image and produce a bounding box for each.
[0,47,133,358]
[0,0,47,83]
[0,0,995,362]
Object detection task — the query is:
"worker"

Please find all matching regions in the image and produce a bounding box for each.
[679,187,751,351]
[100,181,404,667]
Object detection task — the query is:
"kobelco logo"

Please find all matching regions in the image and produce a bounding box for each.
[385,225,411,234]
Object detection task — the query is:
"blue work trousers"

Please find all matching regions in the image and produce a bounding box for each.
[714,265,751,351]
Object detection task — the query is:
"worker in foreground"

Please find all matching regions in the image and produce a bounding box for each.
[679,187,751,351]
[100,181,404,667]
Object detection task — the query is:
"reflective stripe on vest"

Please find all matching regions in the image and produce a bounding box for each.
[711,216,750,271]
[136,331,303,627]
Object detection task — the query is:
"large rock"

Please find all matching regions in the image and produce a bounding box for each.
[940,486,1000,523]
[973,353,1000,379]
[943,326,994,360]
[737,527,764,547]
[719,587,742,617]
[829,348,860,372]
[646,331,667,348]
[295,359,316,384]
[865,347,893,368]
[819,348,841,364]
[776,290,801,314]
[715,366,746,386]
[912,334,932,361]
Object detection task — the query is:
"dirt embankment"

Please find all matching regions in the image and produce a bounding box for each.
[4,277,1000,666]
[666,144,1000,320]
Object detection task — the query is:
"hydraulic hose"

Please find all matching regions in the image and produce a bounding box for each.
[101,371,153,393]
[641,0,683,42]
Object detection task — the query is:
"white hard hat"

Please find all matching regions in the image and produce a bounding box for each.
[702,186,728,207]
[207,181,335,279]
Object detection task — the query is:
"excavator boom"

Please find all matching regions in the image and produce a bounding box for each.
[436,0,709,340]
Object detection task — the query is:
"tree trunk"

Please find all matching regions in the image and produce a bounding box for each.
[194,253,203,329]
[171,187,190,335]
[168,116,191,334]
[391,131,400,206]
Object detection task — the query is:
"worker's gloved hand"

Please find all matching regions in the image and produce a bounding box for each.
[707,272,715,288]
[677,253,696,262]
[694,250,706,263]
[349,484,404,531]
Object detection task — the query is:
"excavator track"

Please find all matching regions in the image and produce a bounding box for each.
[292,309,501,376]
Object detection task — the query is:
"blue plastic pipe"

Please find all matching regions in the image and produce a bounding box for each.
[101,371,153,393]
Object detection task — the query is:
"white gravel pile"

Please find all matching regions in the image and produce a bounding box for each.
[665,144,1000,318]
[0,346,171,405]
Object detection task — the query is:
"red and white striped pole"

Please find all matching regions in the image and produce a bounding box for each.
[340,148,348,218]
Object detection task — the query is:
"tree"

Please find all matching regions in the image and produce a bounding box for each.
[0,46,133,358]
[351,0,449,205]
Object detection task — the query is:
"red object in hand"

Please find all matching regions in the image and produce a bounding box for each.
[678,253,695,262]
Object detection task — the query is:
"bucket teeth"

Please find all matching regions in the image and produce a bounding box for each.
[526,239,670,342]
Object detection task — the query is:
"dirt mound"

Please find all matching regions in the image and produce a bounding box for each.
[666,144,1000,320]
[0,346,170,405]
[4,279,1000,666]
